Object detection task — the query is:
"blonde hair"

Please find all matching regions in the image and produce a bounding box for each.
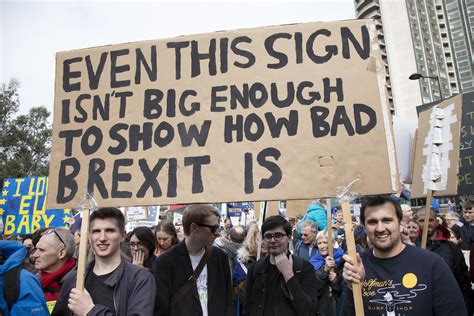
[238,224,261,261]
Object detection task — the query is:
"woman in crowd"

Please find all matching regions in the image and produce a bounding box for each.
[310,230,344,316]
[233,222,267,314]
[405,219,420,246]
[153,221,179,257]
[129,226,156,270]
[445,212,461,229]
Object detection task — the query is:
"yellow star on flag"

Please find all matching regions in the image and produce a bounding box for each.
[3,180,10,188]
[0,198,6,205]
[2,190,8,196]
[63,216,74,225]
[64,209,72,214]
[0,208,4,215]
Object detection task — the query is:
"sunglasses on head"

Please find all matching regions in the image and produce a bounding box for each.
[43,228,67,248]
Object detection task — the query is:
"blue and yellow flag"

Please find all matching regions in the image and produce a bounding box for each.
[0,176,72,235]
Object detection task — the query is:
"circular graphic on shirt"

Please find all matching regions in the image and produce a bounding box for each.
[402,273,417,288]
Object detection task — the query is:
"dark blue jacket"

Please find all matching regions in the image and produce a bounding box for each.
[0,241,49,316]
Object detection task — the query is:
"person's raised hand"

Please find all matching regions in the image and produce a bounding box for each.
[275,253,294,282]
[68,288,94,316]
[342,253,365,289]
[132,250,145,267]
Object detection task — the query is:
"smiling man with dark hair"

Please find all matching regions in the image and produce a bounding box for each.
[52,207,156,315]
[342,195,467,315]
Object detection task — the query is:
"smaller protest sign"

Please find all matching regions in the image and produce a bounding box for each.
[126,206,148,221]
[411,94,463,198]
[125,205,159,231]
[1,176,71,235]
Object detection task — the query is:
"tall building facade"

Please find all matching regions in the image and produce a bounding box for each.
[355,0,474,119]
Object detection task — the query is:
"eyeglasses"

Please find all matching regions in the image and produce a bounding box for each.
[44,229,67,248]
[197,223,220,234]
[130,241,145,249]
[263,232,287,241]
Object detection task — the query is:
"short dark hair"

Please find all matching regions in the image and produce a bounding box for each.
[90,207,125,232]
[154,221,179,246]
[360,195,403,225]
[182,204,220,236]
[261,216,291,237]
[463,200,473,210]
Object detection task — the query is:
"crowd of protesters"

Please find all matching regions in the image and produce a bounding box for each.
[0,196,473,315]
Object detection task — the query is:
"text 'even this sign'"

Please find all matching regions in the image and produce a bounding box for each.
[48,19,398,209]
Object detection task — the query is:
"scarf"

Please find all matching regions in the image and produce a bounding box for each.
[310,246,344,271]
[41,257,76,301]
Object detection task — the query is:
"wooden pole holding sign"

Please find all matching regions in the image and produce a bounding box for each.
[420,190,434,249]
[326,204,334,261]
[341,201,364,315]
[75,207,90,291]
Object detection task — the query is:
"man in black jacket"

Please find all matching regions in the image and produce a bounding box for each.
[153,204,233,316]
[242,216,318,316]
[416,207,473,315]
[52,207,156,315]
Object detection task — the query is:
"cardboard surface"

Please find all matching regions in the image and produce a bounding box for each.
[411,94,463,198]
[285,199,313,218]
[48,19,398,209]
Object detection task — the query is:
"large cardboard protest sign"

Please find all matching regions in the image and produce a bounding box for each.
[1,177,71,235]
[411,94,463,198]
[48,19,398,209]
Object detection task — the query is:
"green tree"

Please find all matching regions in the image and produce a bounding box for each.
[0,79,52,183]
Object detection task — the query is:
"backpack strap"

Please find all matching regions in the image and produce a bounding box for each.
[171,246,211,305]
[4,266,21,311]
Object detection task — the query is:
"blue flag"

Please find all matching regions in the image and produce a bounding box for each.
[0,176,71,235]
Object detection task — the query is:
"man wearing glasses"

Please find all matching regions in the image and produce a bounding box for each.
[153,204,233,316]
[452,200,474,250]
[33,228,76,312]
[294,221,318,261]
[242,216,318,316]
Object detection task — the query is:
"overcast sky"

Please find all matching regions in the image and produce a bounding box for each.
[1,0,355,117]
